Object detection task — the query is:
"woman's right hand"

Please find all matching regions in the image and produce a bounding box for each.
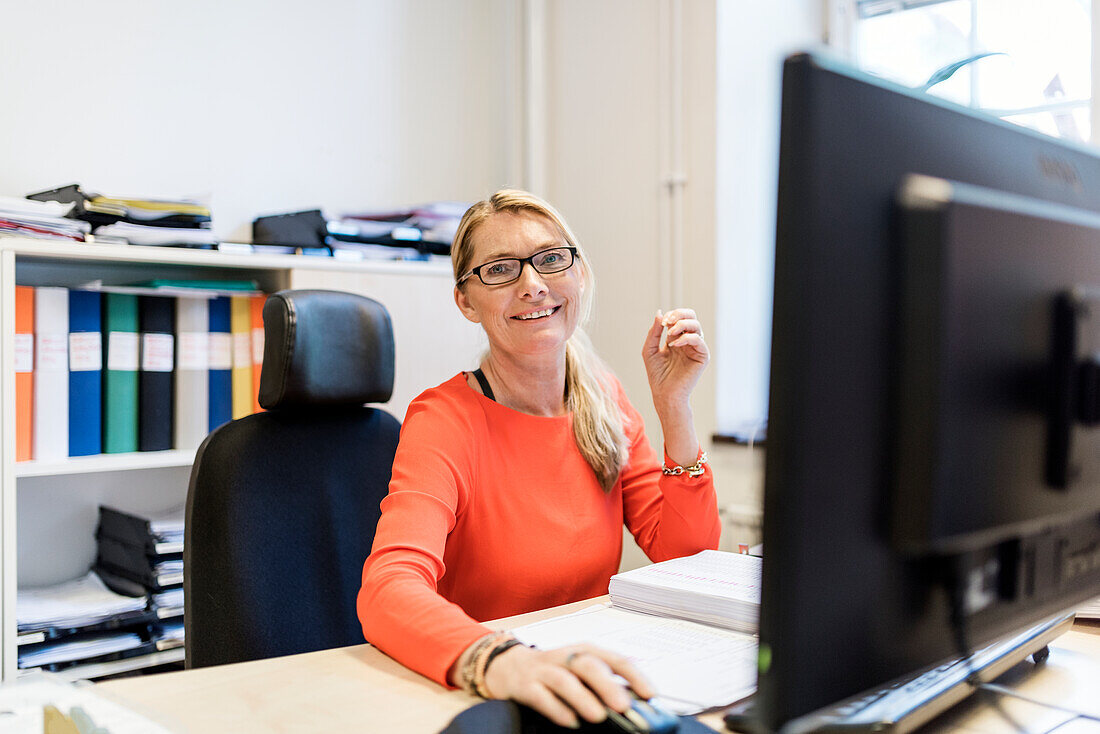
[482,643,656,728]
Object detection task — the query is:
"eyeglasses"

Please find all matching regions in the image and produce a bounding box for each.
[457,246,578,286]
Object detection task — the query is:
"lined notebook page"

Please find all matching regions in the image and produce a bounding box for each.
[513,604,758,714]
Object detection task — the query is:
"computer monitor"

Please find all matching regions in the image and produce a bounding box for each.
[755,52,1100,730]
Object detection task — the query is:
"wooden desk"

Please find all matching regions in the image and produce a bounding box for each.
[96,604,1100,734]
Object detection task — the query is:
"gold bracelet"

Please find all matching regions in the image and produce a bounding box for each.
[662,450,708,478]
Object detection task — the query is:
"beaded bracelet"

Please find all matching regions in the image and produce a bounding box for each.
[470,634,509,698]
[459,632,508,696]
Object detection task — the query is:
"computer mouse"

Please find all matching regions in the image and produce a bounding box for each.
[441,697,695,734]
[603,692,680,734]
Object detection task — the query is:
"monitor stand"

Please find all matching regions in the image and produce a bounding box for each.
[724,613,1075,734]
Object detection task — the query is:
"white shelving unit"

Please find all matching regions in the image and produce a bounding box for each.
[0,236,484,681]
[15,450,197,479]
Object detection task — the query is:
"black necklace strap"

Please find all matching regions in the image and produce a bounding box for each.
[471,368,496,402]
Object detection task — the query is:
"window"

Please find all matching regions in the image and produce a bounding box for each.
[831,0,1091,142]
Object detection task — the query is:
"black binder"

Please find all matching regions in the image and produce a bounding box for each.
[138,296,175,451]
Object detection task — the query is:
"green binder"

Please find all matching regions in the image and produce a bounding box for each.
[102,293,140,453]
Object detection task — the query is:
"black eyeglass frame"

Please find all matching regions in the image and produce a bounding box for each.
[456,246,579,286]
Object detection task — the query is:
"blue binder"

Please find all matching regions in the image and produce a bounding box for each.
[68,290,102,456]
[208,296,233,432]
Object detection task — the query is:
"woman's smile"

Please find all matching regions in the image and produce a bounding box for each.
[512,305,561,321]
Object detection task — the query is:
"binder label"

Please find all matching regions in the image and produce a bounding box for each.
[178,331,210,370]
[107,332,140,371]
[69,332,103,371]
[37,333,68,371]
[252,327,265,362]
[14,334,33,373]
[209,333,233,370]
[142,333,175,372]
[232,332,251,367]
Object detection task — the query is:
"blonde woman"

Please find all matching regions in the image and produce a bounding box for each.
[358,189,719,727]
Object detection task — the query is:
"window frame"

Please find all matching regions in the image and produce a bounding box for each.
[825,0,1092,141]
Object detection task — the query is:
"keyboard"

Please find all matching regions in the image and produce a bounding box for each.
[724,613,1074,733]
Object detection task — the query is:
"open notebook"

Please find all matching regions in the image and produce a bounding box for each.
[512,550,762,714]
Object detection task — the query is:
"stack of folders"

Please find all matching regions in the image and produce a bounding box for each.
[16,572,153,673]
[94,505,186,655]
[14,285,267,463]
[0,196,90,242]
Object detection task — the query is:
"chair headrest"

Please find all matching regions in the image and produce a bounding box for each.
[258,289,395,410]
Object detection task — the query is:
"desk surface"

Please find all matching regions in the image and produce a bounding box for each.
[97,601,1100,734]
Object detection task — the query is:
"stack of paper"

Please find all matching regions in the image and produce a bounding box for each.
[92,221,218,247]
[153,587,184,617]
[329,200,469,257]
[1077,596,1100,619]
[18,632,144,668]
[0,196,89,242]
[153,559,184,586]
[17,572,148,632]
[27,184,214,248]
[154,619,185,650]
[609,550,762,634]
[149,505,185,548]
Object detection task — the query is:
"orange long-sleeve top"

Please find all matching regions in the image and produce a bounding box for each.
[357,372,720,687]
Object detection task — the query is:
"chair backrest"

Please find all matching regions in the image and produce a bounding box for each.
[184,289,401,668]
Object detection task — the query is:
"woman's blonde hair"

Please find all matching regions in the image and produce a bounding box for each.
[452,189,629,492]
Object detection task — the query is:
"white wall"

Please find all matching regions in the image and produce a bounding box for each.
[535,1,825,535]
[2,0,828,570]
[538,0,717,456]
[535,0,724,568]
[715,0,824,436]
[2,0,517,587]
[541,1,668,437]
[0,0,517,241]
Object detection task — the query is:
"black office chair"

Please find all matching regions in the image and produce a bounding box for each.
[184,289,401,668]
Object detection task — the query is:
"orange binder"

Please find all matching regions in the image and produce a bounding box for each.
[15,286,34,461]
[250,294,266,413]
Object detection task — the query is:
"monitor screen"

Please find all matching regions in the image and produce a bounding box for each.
[756,52,1100,730]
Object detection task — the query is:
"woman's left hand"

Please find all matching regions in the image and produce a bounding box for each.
[642,308,709,412]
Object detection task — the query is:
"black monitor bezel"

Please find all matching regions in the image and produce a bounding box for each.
[757,52,1100,729]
